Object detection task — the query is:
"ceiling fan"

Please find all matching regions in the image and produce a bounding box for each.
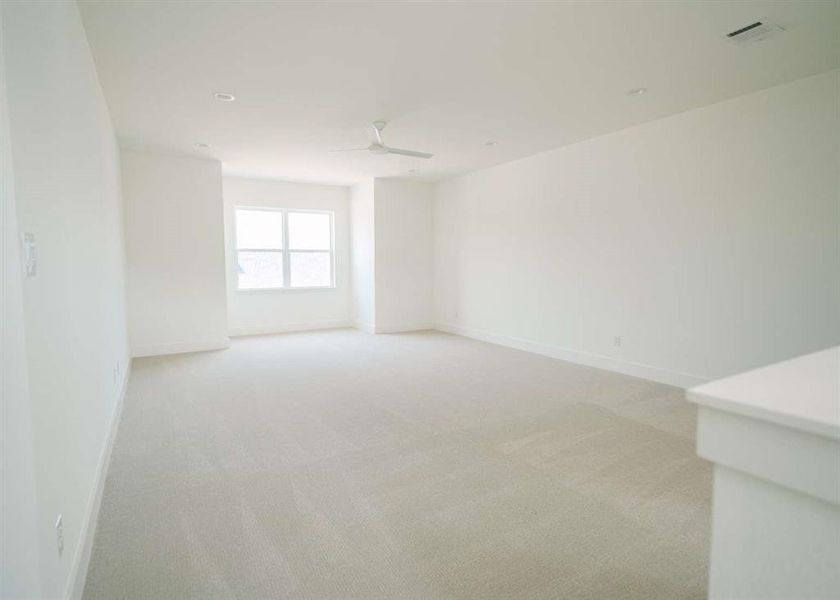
[336,121,433,159]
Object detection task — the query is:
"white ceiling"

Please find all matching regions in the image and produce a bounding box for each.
[79,1,840,186]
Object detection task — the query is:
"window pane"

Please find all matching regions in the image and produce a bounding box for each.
[236,209,283,249]
[290,252,331,287]
[288,212,331,250]
[237,251,283,288]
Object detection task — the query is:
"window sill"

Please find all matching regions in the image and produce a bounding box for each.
[236,286,337,294]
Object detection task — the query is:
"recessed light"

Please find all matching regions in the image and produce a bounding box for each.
[194,142,210,148]
[213,92,236,102]
[486,141,498,146]
[626,88,647,97]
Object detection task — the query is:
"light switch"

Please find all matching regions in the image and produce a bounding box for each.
[22,232,36,277]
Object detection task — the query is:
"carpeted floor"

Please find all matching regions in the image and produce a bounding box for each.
[84,329,711,599]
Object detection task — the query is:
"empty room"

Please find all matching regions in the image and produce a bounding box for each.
[2,1,838,599]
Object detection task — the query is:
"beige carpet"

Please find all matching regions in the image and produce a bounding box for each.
[84,329,711,599]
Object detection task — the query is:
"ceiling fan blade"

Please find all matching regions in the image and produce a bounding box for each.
[384,146,433,159]
[332,147,369,152]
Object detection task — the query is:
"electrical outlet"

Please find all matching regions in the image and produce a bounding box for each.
[55,514,64,557]
[614,336,622,348]
[22,232,36,277]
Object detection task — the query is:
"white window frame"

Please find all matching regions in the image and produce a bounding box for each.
[234,206,335,292]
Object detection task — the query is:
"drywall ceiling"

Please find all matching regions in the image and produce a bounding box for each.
[78,1,840,185]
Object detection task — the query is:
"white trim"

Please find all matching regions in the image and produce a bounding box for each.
[354,321,376,334]
[235,285,337,294]
[64,358,131,599]
[131,339,230,358]
[375,322,436,334]
[229,320,352,337]
[435,323,709,389]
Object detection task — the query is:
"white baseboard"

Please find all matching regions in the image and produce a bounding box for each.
[229,320,353,337]
[374,322,436,334]
[354,321,375,334]
[64,358,131,599]
[354,321,435,334]
[131,338,230,358]
[435,323,709,389]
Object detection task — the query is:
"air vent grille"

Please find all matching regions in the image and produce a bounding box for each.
[725,21,784,44]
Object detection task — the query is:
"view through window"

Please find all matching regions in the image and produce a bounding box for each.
[235,207,334,289]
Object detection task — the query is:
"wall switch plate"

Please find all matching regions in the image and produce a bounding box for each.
[22,232,36,277]
[55,514,64,557]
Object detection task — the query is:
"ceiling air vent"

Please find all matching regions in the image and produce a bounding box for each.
[725,21,784,45]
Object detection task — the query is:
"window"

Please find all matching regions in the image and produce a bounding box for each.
[235,207,334,290]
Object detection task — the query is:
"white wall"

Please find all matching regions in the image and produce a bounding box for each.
[122,150,228,357]
[0,6,40,595]
[2,2,130,596]
[373,179,434,332]
[434,70,840,387]
[350,180,376,332]
[223,176,352,335]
